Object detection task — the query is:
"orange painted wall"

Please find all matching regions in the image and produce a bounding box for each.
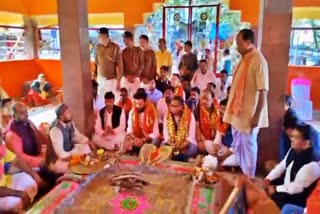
[229,0,261,27]
[287,66,320,110]
[0,60,39,98]
[229,0,320,27]
[0,0,27,14]
[25,0,160,27]
[294,0,320,7]
[33,59,63,88]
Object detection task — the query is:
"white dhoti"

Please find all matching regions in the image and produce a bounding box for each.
[204,140,239,167]
[97,76,119,100]
[221,154,239,167]
[92,132,126,151]
[0,172,38,213]
[230,126,259,177]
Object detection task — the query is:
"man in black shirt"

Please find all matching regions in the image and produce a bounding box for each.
[156,66,171,93]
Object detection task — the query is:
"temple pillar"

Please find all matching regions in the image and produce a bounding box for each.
[257,0,293,168]
[57,0,93,136]
[23,16,39,59]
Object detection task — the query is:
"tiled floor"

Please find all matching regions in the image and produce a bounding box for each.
[28,105,57,127]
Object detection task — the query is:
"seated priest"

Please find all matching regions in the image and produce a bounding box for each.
[162,95,197,162]
[93,92,126,151]
[4,102,48,168]
[124,91,159,154]
[0,130,43,213]
[194,88,228,154]
[46,103,95,173]
[27,74,52,107]
[265,123,320,209]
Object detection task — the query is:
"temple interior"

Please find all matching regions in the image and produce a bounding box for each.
[0,0,320,213]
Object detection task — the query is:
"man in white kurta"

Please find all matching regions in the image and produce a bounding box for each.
[223,29,269,177]
[190,59,217,92]
[156,86,174,124]
[47,104,94,173]
[93,92,126,151]
[265,124,320,209]
[214,70,232,101]
[162,95,197,162]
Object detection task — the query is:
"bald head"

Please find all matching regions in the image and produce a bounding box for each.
[12,102,28,121]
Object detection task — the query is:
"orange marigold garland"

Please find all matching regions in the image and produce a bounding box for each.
[199,102,226,140]
[132,101,157,138]
[166,106,192,147]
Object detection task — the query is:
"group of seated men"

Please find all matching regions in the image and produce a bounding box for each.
[0,69,233,211]
[0,76,320,213]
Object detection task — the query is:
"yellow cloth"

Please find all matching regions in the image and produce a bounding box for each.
[155,50,172,75]
[40,91,47,100]
[0,149,16,187]
[0,87,9,99]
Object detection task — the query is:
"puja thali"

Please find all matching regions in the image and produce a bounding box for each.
[70,149,119,175]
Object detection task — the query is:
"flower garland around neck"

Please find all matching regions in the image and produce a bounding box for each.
[132,101,157,138]
[199,102,220,140]
[166,106,191,147]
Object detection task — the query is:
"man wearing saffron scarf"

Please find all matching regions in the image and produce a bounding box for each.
[163,95,197,162]
[124,91,159,154]
[194,89,226,154]
[223,29,269,177]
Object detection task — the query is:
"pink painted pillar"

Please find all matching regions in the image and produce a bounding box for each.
[57,0,94,136]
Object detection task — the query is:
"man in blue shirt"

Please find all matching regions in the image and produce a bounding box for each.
[146,79,163,105]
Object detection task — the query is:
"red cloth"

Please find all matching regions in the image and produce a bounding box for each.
[27,89,50,106]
